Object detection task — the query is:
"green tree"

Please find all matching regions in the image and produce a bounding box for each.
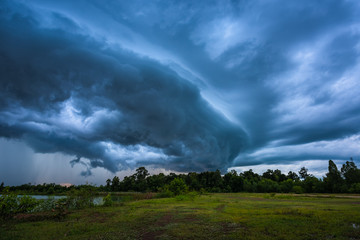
[135,167,149,181]
[302,176,324,193]
[111,176,120,191]
[134,167,149,192]
[224,170,243,192]
[299,167,309,180]
[106,179,111,191]
[257,179,279,193]
[168,178,188,195]
[324,160,344,193]
[186,172,201,191]
[341,160,360,187]
[287,171,300,181]
[147,173,166,192]
[120,175,136,191]
[280,179,294,193]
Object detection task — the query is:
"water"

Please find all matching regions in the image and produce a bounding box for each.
[1,194,105,205]
[1,194,127,205]
[19,195,66,200]
[29,195,105,205]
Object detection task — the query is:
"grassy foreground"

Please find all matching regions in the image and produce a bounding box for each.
[1,193,360,240]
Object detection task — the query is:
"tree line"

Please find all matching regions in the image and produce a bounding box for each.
[104,159,360,194]
[1,159,360,194]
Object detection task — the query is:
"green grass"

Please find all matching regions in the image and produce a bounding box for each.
[1,193,360,240]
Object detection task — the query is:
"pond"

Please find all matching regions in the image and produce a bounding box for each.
[0,194,113,206]
[1,194,133,206]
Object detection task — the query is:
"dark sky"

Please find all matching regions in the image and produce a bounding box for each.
[1,0,360,185]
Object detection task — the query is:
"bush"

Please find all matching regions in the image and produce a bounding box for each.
[103,194,113,207]
[349,183,360,193]
[0,190,18,219]
[0,189,38,219]
[175,192,199,201]
[292,185,304,194]
[156,186,174,198]
[168,178,188,196]
[199,188,207,195]
[187,191,198,201]
[33,197,58,212]
[66,188,95,209]
[17,195,38,213]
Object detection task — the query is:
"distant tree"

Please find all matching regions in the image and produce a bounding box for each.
[302,176,324,193]
[120,175,136,191]
[241,169,261,182]
[186,172,201,191]
[224,170,243,192]
[111,176,120,191]
[262,169,286,182]
[0,182,4,192]
[106,179,111,190]
[164,173,177,185]
[168,178,188,195]
[280,179,294,193]
[257,179,279,192]
[147,173,166,192]
[134,167,150,192]
[324,160,344,193]
[242,170,260,192]
[210,170,223,192]
[262,169,274,180]
[341,160,360,187]
[274,169,287,182]
[287,171,300,181]
[135,167,149,182]
[299,167,309,180]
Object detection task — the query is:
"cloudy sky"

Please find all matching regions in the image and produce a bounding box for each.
[1,0,360,185]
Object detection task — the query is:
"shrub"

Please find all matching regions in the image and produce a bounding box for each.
[33,197,58,212]
[103,194,113,207]
[66,188,94,209]
[156,186,174,198]
[349,183,360,193]
[0,189,38,219]
[292,186,304,194]
[17,195,38,213]
[168,178,188,196]
[175,191,199,201]
[187,191,198,201]
[199,188,207,195]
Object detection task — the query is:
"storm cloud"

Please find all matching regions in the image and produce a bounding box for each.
[1,0,360,182]
[0,0,247,174]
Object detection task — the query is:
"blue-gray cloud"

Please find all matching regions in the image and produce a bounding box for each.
[0,0,247,174]
[1,0,360,181]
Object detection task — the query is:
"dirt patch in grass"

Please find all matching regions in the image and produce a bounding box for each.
[221,222,245,233]
[276,208,313,217]
[226,196,271,201]
[156,213,173,227]
[141,212,173,240]
[87,212,115,223]
[141,211,201,240]
[13,212,61,222]
[303,194,360,199]
[182,214,199,223]
[215,204,226,212]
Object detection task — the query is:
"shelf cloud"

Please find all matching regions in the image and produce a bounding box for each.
[1,0,360,183]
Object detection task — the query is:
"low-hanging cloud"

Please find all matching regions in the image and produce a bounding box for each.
[1,0,360,182]
[0,1,247,174]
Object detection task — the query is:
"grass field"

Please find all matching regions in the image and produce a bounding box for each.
[1,193,360,240]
